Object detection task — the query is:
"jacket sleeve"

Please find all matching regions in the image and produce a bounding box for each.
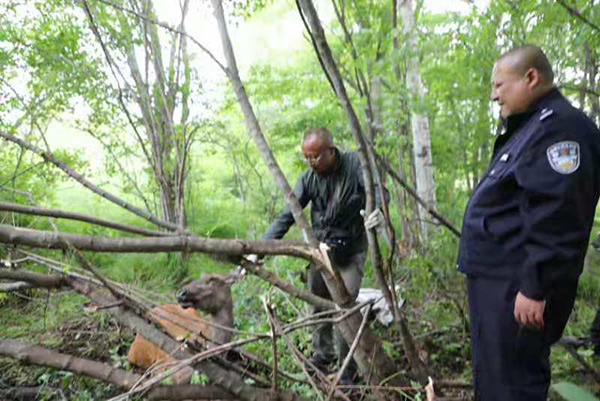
[262,172,311,240]
[514,125,597,300]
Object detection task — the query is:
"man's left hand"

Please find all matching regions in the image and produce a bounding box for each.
[362,208,385,230]
[514,291,546,329]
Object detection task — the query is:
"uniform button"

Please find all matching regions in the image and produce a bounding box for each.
[490,169,495,175]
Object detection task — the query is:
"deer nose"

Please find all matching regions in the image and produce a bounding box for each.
[176,288,188,302]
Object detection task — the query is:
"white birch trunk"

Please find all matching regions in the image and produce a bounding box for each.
[399,0,437,237]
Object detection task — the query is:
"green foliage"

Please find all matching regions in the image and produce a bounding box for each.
[553,382,600,401]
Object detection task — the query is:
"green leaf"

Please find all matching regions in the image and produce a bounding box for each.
[552,382,600,401]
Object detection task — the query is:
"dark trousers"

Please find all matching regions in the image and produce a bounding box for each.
[307,252,365,378]
[467,275,577,401]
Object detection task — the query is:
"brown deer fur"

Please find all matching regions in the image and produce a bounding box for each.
[127,273,235,383]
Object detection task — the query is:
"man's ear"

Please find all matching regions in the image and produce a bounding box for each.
[525,68,540,89]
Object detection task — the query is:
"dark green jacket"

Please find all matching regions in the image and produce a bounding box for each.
[263,149,382,255]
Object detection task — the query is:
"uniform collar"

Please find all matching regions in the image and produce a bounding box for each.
[500,87,560,136]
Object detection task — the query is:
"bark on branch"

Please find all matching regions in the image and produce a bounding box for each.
[0,225,335,310]
[0,224,312,258]
[0,269,66,289]
[0,281,35,292]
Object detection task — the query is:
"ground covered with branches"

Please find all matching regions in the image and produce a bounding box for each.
[1,246,599,400]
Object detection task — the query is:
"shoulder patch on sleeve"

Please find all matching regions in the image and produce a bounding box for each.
[546,141,580,174]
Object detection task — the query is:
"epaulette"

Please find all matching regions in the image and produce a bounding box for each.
[540,108,554,121]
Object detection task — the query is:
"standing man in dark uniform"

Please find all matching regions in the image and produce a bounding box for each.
[252,127,384,385]
[457,45,600,400]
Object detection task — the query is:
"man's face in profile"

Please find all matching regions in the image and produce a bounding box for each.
[491,58,534,118]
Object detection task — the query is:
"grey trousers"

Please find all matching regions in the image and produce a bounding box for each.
[307,252,365,371]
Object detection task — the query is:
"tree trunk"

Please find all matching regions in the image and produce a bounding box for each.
[84,0,194,230]
[585,42,600,125]
[398,0,436,238]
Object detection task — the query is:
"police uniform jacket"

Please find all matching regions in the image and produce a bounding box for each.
[263,149,372,256]
[457,88,600,300]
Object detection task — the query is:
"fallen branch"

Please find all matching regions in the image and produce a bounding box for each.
[0,386,65,401]
[559,339,600,384]
[0,337,238,400]
[0,224,312,258]
[0,281,35,292]
[262,298,279,395]
[0,269,66,289]
[241,260,335,310]
[0,201,170,237]
[328,304,371,397]
[269,312,329,401]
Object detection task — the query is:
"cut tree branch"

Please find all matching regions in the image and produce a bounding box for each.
[0,269,66,289]
[0,224,312,258]
[0,281,35,292]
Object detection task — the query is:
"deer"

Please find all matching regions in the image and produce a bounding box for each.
[127,272,236,383]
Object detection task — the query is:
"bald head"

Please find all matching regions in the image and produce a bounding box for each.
[491,45,555,118]
[303,127,334,147]
[497,45,554,87]
[301,127,337,175]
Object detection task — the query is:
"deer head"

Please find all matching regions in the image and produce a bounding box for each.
[176,273,237,316]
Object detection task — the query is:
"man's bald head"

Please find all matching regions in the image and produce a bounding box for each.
[491,45,555,118]
[303,127,334,147]
[497,45,554,87]
[302,127,337,175]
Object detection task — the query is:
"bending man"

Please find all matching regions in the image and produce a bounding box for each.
[259,127,384,385]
